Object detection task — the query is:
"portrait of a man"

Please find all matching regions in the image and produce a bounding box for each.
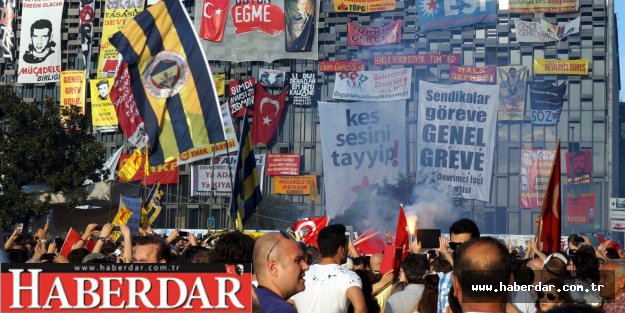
[23,19,56,64]
[285,0,315,52]
[566,150,592,183]
[96,80,110,101]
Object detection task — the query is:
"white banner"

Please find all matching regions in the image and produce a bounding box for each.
[332,68,412,102]
[17,0,63,83]
[190,154,265,196]
[319,101,406,218]
[416,81,499,202]
[515,17,580,43]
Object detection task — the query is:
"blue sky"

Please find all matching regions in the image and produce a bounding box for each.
[616,2,625,101]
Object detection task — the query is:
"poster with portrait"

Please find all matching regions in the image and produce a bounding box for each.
[288,71,317,107]
[563,182,604,234]
[519,149,556,209]
[0,0,16,64]
[259,69,285,88]
[90,77,119,133]
[497,66,528,121]
[285,0,315,52]
[17,0,63,83]
[565,150,592,184]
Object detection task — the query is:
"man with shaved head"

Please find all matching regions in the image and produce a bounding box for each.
[253,231,309,313]
[600,259,625,313]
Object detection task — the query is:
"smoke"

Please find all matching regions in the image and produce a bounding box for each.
[404,185,460,231]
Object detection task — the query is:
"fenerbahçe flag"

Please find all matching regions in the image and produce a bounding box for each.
[110,0,226,166]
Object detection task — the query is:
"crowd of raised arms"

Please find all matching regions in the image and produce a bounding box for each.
[2,219,625,313]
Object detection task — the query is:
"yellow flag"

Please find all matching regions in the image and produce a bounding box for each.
[118,149,143,182]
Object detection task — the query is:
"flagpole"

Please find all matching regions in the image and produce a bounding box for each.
[225,109,241,230]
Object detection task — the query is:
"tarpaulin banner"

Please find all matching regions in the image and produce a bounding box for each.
[193,0,318,63]
[333,0,395,13]
[17,0,63,83]
[229,78,257,118]
[288,71,317,107]
[373,54,461,66]
[515,17,580,43]
[509,0,579,14]
[0,0,16,63]
[534,58,589,75]
[565,150,592,184]
[90,77,118,132]
[273,175,317,195]
[60,70,86,114]
[348,19,401,46]
[118,154,179,186]
[177,102,239,165]
[319,61,366,72]
[519,149,556,209]
[450,66,496,83]
[563,182,603,233]
[190,154,265,196]
[267,153,301,176]
[497,66,528,121]
[0,263,253,313]
[285,0,316,52]
[417,0,496,32]
[416,81,499,202]
[530,82,566,125]
[79,0,94,70]
[332,68,412,102]
[97,1,144,78]
[319,101,406,218]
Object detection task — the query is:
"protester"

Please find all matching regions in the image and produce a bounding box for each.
[599,259,625,313]
[385,253,429,313]
[413,272,440,313]
[534,279,572,313]
[132,235,170,263]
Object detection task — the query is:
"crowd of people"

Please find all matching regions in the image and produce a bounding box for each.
[2,218,625,313]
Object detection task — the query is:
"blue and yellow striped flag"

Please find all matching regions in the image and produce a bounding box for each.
[110,0,226,165]
[230,111,262,231]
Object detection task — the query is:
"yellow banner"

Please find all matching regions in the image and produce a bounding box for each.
[118,148,144,182]
[334,0,395,13]
[509,0,578,14]
[60,70,86,115]
[273,175,317,195]
[534,59,589,75]
[97,3,144,78]
[90,78,119,132]
[213,74,225,96]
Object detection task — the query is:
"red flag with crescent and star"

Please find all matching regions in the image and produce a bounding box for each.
[200,0,229,42]
[293,216,329,248]
[252,85,287,145]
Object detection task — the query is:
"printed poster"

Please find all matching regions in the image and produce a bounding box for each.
[60,70,86,115]
[529,82,566,126]
[373,54,461,66]
[563,182,603,233]
[509,0,579,14]
[319,101,406,218]
[450,66,496,83]
[417,0,496,32]
[519,149,556,209]
[565,150,592,184]
[515,17,580,43]
[0,0,16,63]
[213,73,225,96]
[288,72,317,107]
[259,69,285,88]
[285,0,316,52]
[319,61,366,72]
[333,0,395,13]
[90,77,119,133]
[267,154,301,176]
[348,19,401,46]
[273,176,317,195]
[416,81,499,202]
[332,68,412,102]
[497,66,528,121]
[534,59,589,75]
[229,78,257,118]
[97,1,144,78]
[17,0,64,83]
[190,154,265,196]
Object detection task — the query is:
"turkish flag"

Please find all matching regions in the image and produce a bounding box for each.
[293,216,329,248]
[60,228,82,257]
[354,228,386,255]
[200,0,229,42]
[395,204,409,255]
[540,141,561,254]
[252,85,287,145]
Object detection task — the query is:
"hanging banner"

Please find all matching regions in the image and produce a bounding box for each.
[273,175,316,195]
[565,150,592,184]
[319,61,366,72]
[79,0,94,70]
[177,102,240,165]
[348,19,401,46]
[194,0,318,63]
[334,0,395,13]
[610,197,625,232]
[0,0,16,63]
[213,73,225,96]
[252,86,288,145]
[450,66,496,83]
[373,54,461,66]
[319,101,406,218]
[530,82,566,126]
[97,1,144,78]
[200,0,229,42]
[416,81,499,202]
[332,68,412,102]
[534,59,589,75]
[17,0,63,83]
[60,70,86,115]
[118,155,179,186]
[229,78,257,118]
[519,149,556,209]
[259,69,286,88]
[515,17,580,43]
[288,71,317,107]
[563,182,603,233]
[190,154,265,196]
[497,66,528,121]
[91,77,119,132]
[267,154,301,176]
[509,0,579,14]
[417,0,497,32]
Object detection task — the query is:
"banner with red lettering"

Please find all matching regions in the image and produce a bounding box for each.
[97,0,143,78]
[348,19,401,46]
[79,0,94,71]
[17,0,64,83]
[200,0,229,41]
[190,154,265,196]
[373,54,461,66]
[229,78,257,118]
[450,66,496,83]
[497,66,528,121]
[565,150,592,184]
[273,175,317,195]
[267,154,301,176]
[118,155,179,186]
[319,61,366,72]
[60,71,86,115]
[519,149,556,209]
[563,182,603,233]
[252,85,288,145]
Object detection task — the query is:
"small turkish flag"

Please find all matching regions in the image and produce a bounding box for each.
[200,0,229,42]
[225,264,236,274]
[252,85,287,145]
[293,216,329,248]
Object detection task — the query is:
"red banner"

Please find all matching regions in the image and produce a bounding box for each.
[450,66,497,83]
[200,0,229,41]
[567,192,596,225]
[520,149,556,209]
[319,61,366,72]
[1,264,252,313]
[348,19,401,46]
[565,150,592,184]
[372,53,461,66]
[228,78,257,118]
[230,2,284,36]
[267,154,301,176]
[118,154,179,185]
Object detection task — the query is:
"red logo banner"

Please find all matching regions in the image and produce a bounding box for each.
[230,2,285,36]
[348,19,401,46]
